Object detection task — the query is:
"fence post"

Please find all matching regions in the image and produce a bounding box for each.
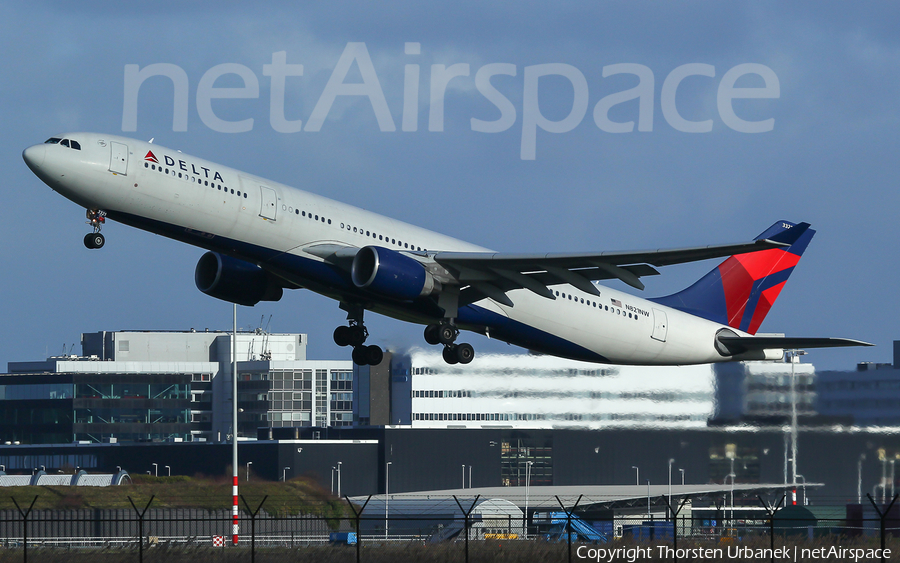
[240,495,268,563]
[345,495,371,563]
[555,494,583,563]
[453,494,481,563]
[127,495,155,563]
[867,492,899,563]
[662,496,690,563]
[10,496,37,563]
[757,494,785,563]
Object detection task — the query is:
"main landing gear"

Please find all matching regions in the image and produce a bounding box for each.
[424,321,475,365]
[334,303,384,366]
[84,209,106,249]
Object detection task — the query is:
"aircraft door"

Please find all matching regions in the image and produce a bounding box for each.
[109,142,128,175]
[651,308,668,342]
[259,186,277,220]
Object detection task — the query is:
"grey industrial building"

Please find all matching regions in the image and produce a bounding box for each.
[0,330,352,444]
[3,330,900,507]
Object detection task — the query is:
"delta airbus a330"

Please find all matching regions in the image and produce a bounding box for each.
[22,133,869,366]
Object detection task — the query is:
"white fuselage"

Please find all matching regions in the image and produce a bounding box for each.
[24,133,763,365]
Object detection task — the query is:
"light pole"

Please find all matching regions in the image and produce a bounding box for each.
[283,467,290,482]
[462,464,466,489]
[152,463,158,477]
[788,349,806,491]
[891,460,896,499]
[385,461,392,539]
[469,465,472,489]
[679,468,685,486]
[331,466,336,494]
[632,466,639,486]
[247,461,253,482]
[646,479,651,520]
[525,461,533,539]
[337,461,342,497]
[165,465,171,477]
[796,474,807,506]
[667,458,674,521]
[230,303,240,546]
[858,454,866,504]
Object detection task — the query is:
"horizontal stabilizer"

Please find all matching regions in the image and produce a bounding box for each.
[717,336,873,355]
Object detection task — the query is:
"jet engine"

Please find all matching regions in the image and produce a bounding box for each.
[351,246,440,300]
[194,252,283,306]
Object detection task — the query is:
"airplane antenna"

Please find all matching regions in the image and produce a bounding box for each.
[148,138,154,144]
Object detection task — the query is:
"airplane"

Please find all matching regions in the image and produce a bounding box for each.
[22,133,870,366]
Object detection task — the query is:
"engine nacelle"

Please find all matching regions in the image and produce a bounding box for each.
[194,252,283,306]
[351,246,440,300]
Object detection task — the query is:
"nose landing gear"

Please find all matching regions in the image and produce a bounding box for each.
[84,209,106,249]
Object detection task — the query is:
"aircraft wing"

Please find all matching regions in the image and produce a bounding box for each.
[433,223,809,306]
[717,336,874,354]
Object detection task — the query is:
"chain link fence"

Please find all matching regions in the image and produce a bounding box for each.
[0,494,899,562]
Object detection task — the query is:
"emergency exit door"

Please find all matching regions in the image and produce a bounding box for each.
[651,308,668,342]
[259,186,277,220]
[109,142,128,175]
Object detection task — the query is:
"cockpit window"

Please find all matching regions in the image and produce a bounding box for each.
[46,138,82,150]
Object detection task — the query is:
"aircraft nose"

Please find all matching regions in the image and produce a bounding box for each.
[23,144,46,171]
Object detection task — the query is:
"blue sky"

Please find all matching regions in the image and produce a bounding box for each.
[2,2,897,369]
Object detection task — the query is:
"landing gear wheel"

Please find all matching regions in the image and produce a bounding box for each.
[424,324,441,346]
[438,323,458,345]
[333,326,352,347]
[352,346,368,366]
[84,233,105,249]
[455,343,475,364]
[348,325,367,347]
[365,345,384,366]
[442,345,460,365]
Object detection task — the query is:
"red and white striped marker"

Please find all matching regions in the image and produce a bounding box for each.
[232,475,239,544]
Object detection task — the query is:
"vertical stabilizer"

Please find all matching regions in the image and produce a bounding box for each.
[650,221,814,335]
